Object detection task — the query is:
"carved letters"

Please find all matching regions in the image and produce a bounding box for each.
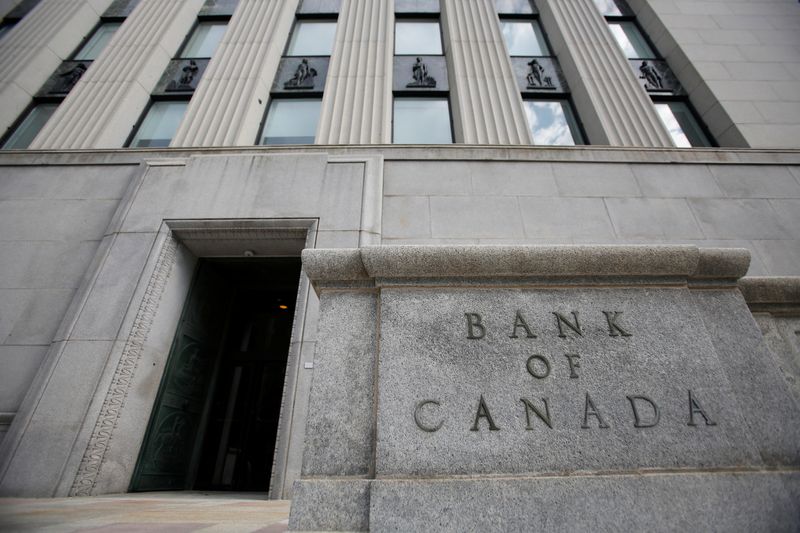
[468,310,631,340]
[413,308,719,434]
[414,390,715,432]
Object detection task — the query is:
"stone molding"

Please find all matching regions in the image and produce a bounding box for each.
[302,245,750,287]
[69,234,178,497]
[740,277,800,316]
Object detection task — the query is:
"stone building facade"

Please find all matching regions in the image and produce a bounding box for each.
[0,1,798,524]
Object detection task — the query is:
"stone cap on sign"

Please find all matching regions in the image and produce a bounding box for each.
[739,276,800,315]
[302,245,750,292]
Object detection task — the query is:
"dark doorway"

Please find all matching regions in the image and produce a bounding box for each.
[130,257,301,493]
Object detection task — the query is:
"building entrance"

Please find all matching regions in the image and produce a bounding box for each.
[130,258,301,493]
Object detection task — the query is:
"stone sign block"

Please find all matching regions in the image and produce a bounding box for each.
[290,245,800,532]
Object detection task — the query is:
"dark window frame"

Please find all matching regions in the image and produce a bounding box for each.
[391,95,455,144]
[520,94,587,146]
[598,0,716,147]
[256,96,324,146]
[394,14,444,57]
[282,15,339,57]
[0,97,61,149]
[173,16,231,60]
[124,94,190,148]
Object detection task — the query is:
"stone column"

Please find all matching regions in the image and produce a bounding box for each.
[537,0,673,147]
[441,0,531,145]
[316,0,393,145]
[30,0,203,149]
[171,0,299,147]
[0,0,114,140]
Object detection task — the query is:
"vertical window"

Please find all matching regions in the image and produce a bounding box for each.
[0,2,134,149]
[128,101,189,147]
[0,21,16,42]
[608,21,655,59]
[260,99,321,145]
[500,20,549,56]
[286,20,337,56]
[655,102,710,148]
[393,98,452,144]
[392,4,452,144]
[394,21,442,55]
[522,100,583,146]
[258,5,338,145]
[592,0,713,147]
[1,103,58,149]
[128,2,236,148]
[498,1,585,145]
[181,21,227,58]
[74,22,121,60]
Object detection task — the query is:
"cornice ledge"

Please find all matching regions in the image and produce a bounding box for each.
[303,245,751,289]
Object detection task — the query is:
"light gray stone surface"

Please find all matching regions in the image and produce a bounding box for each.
[375,286,767,476]
[753,313,800,406]
[691,289,800,465]
[289,479,370,532]
[369,472,800,533]
[301,291,377,476]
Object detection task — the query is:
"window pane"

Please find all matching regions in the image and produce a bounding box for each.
[130,101,188,147]
[500,21,549,56]
[494,0,534,15]
[286,21,337,56]
[395,21,442,55]
[523,100,582,146]
[393,98,452,144]
[74,22,121,60]
[2,103,58,149]
[609,21,654,59]
[0,22,16,43]
[181,21,227,58]
[655,102,711,148]
[260,99,321,145]
[592,0,623,17]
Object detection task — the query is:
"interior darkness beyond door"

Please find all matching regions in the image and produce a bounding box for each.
[131,258,301,493]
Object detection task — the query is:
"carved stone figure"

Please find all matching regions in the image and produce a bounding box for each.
[167,60,200,91]
[639,60,663,90]
[56,62,88,93]
[526,59,554,89]
[284,58,318,89]
[406,57,436,88]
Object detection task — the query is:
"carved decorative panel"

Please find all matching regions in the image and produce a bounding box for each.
[511,57,569,94]
[153,59,211,95]
[37,60,92,97]
[103,0,141,18]
[199,0,239,17]
[628,59,684,95]
[271,57,330,94]
[393,56,448,92]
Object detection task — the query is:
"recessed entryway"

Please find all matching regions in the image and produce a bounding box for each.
[130,257,301,493]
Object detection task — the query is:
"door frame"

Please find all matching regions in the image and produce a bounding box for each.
[69,218,318,498]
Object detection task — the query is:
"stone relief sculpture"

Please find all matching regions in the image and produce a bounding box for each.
[167,60,200,91]
[284,58,318,89]
[55,62,88,94]
[639,60,663,90]
[526,59,554,89]
[407,57,437,88]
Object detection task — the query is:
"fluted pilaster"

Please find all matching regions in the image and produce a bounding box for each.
[441,0,531,145]
[316,0,393,145]
[31,0,203,149]
[171,0,299,147]
[0,0,113,138]
[537,0,672,147]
